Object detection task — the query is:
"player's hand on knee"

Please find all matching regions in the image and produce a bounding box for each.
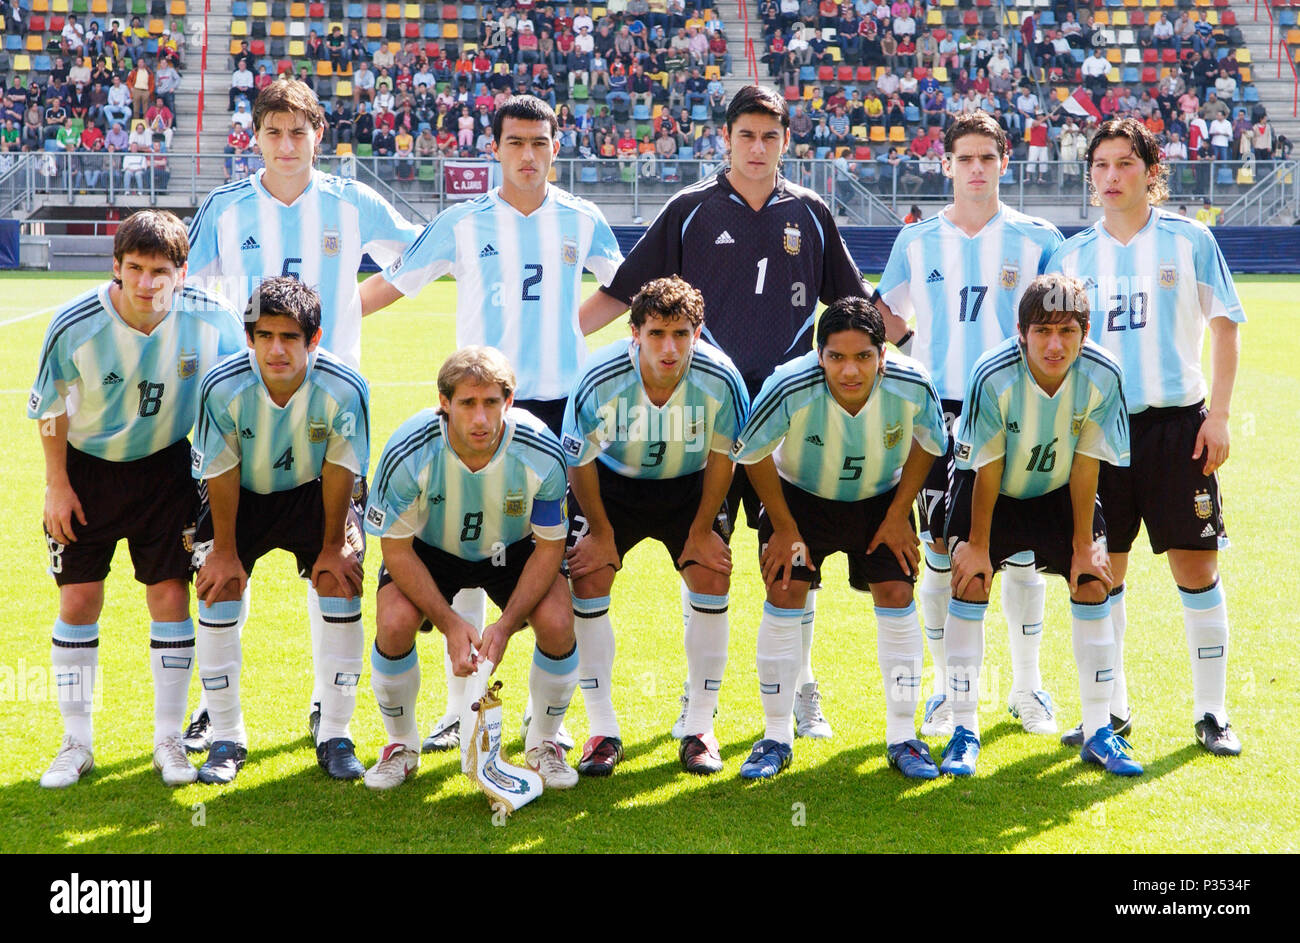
[565,529,620,580]
[761,526,811,591]
[443,616,482,677]
[867,509,920,577]
[950,541,992,599]
[44,480,87,544]
[1193,412,1230,475]
[310,545,365,598]
[195,550,248,606]
[478,622,510,673]
[1069,538,1112,595]
[677,528,731,576]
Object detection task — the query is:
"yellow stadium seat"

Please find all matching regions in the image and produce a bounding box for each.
[851,125,866,139]
[53,0,69,12]
[288,39,305,55]
[291,2,307,15]
[335,142,352,155]
[170,0,186,13]
[1055,86,1068,101]
[1206,11,1218,25]
[889,126,906,142]
[13,54,30,71]
[93,0,109,12]
[932,66,948,83]
[1094,10,1109,25]
[365,22,381,37]
[1006,11,1019,26]
[404,3,419,17]
[270,21,286,36]
[442,23,457,38]
[704,65,720,79]
[1125,0,1139,7]
[461,41,476,54]
[334,79,352,96]
[251,2,268,16]
[31,0,49,12]
[1106,47,1122,63]
[229,38,243,54]
[828,45,841,61]
[316,60,333,76]
[802,84,814,99]
[384,3,399,17]
[592,6,606,18]
[26,35,43,51]
[387,40,400,52]
[1237,49,1251,65]
[869,126,886,142]
[1239,66,1251,83]
[148,18,164,33]
[1107,67,1121,82]
[926,10,941,25]
[1112,11,1127,26]
[231,20,248,36]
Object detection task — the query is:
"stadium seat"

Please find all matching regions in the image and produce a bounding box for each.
[289,39,304,55]
[26,35,44,51]
[335,142,352,155]
[270,22,286,36]
[334,79,351,95]
[316,59,332,75]
[365,22,381,37]
[869,125,885,142]
[383,2,397,17]
[290,1,305,13]
[889,126,906,142]
[12,53,30,71]
[251,0,267,13]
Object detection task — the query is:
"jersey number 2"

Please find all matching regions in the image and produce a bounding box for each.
[522,264,544,301]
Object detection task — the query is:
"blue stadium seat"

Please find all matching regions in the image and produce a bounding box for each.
[691,104,708,121]
[1280,10,1297,27]
[1216,166,1233,185]
[632,103,650,120]
[574,103,589,118]
[1071,48,1085,64]
[1039,11,1055,26]
[33,54,51,71]
[904,103,920,123]
[347,2,362,16]
[579,164,597,183]
[799,65,816,82]
[815,146,830,159]
[232,0,248,13]
[424,22,438,38]
[460,4,475,19]
[1243,87,1259,103]
[5,35,20,51]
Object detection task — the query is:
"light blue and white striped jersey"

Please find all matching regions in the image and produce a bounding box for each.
[192,347,370,494]
[1047,208,1245,413]
[733,349,948,502]
[186,169,421,369]
[877,204,1064,402]
[954,336,1130,500]
[560,338,748,479]
[365,407,568,561]
[382,185,624,401]
[29,283,245,462]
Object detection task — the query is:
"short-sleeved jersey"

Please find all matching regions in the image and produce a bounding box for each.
[365,407,568,561]
[186,169,422,369]
[192,347,370,494]
[733,349,947,502]
[561,338,748,479]
[382,185,623,401]
[954,336,1129,500]
[876,204,1064,401]
[29,283,245,462]
[605,170,871,392]
[1046,208,1245,413]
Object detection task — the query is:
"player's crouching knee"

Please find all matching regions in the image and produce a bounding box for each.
[1070,578,1109,605]
[374,585,423,653]
[312,571,352,599]
[683,565,729,598]
[870,580,914,611]
[530,575,577,654]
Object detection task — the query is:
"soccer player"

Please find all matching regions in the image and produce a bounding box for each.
[943,273,1139,777]
[873,112,1067,740]
[184,79,420,752]
[730,297,948,780]
[190,277,370,784]
[361,347,580,791]
[578,84,873,741]
[359,95,623,754]
[562,277,748,776]
[1048,117,1245,756]
[29,209,244,788]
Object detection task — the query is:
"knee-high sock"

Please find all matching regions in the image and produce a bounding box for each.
[312,590,364,743]
[193,585,250,717]
[370,643,420,750]
[945,599,986,735]
[920,548,950,697]
[876,603,924,745]
[573,594,619,738]
[446,588,484,719]
[1070,598,1115,739]
[52,619,98,746]
[1002,552,1046,693]
[1108,585,1129,718]
[684,592,728,735]
[307,583,323,711]
[150,618,195,745]
[757,602,803,745]
[1179,580,1230,726]
[796,589,817,689]
[197,598,248,746]
[526,643,579,751]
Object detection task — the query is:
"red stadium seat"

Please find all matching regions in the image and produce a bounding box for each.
[309,2,324,14]
[51,15,65,31]
[277,58,293,73]
[1130,10,1146,26]
[441,3,456,18]
[1222,10,1236,25]
[250,39,266,54]
[1141,66,1157,83]
[366,3,380,17]
[856,66,873,82]
[837,66,852,81]
[913,66,928,80]
[424,41,440,56]
[1161,48,1177,63]
[404,23,418,38]
[30,15,46,30]
[1142,49,1156,63]
[784,84,800,100]
[854,145,871,159]
[817,65,832,80]
[962,10,977,26]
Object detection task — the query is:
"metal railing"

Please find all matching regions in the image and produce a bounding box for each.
[1221,158,1300,224]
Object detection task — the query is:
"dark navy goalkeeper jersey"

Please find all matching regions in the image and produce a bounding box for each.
[606,170,871,392]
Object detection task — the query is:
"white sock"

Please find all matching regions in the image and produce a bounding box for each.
[876,602,924,745]
[679,579,692,690]
[306,582,323,712]
[370,642,420,750]
[1109,585,1129,719]
[1179,580,1230,726]
[197,598,248,746]
[52,619,98,747]
[683,591,728,735]
[1071,598,1116,740]
[1002,553,1045,693]
[573,594,619,738]
[945,599,986,735]
[445,587,484,719]
[796,589,817,689]
[313,590,364,743]
[526,643,579,751]
[756,602,802,745]
[150,618,195,745]
[920,549,950,697]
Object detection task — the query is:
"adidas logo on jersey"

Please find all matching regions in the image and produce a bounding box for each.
[102,372,123,385]
[715,231,735,245]
[241,236,260,251]
[805,434,824,446]
[479,244,499,258]
[240,427,254,439]
[1201,523,1216,538]
[926,269,944,283]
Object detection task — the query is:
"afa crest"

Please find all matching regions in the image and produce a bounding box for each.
[1071,411,1086,437]
[504,490,526,517]
[999,262,1020,291]
[1193,490,1213,520]
[783,223,801,255]
[177,350,199,379]
[322,229,341,257]
[883,422,904,449]
[562,238,578,266]
[307,419,329,443]
[1159,265,1177,289]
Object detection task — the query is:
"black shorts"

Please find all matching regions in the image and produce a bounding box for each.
[915,398,961,542]
[725,463,763,531]
[46,439,198,587]
[514,397,567,437]
[757,478,917,591]
[1099,402,1227,555]
[566,462,732,571]
[376,537,539,631]
[193,478,366,578]
[945,469,1106,582]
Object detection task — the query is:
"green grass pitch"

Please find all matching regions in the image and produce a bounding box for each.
[0,272,1296,854]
